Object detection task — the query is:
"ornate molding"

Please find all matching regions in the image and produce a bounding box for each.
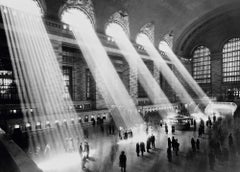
[107,10,130,37]
[59,0,95,26]
[139,22,155,44]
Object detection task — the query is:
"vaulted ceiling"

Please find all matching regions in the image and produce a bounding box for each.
[41,0,240,57]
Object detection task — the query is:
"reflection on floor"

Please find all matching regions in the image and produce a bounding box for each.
[28,123,240,172]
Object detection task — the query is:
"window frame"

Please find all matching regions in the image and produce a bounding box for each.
[222,38,240,83]
[192,45,211,84]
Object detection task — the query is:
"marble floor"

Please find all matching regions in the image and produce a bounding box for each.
[30,124,240,172]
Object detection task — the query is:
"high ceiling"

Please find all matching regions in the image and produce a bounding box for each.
[42,0,240,56]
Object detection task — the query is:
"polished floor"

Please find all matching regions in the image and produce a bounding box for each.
[28,123,240,172]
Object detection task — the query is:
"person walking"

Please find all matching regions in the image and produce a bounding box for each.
[79,142,83,157]
[136,142,140,156]
[196,139,200,151]
[165,124,168,134]
[193,120,197,131]
[172,137,175,151]
[167,147,172,162]
[168,137,172,150]
[191,138,196,152]
[213,114,216,123]
[172,125,175,134]
[146,138,151,153]
[140,142,145,156]
[228,133,233,147]
[151,134,155,149]
[119,151,127,172]
[175,139,179,156]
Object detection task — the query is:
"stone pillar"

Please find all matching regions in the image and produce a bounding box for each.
[211,52,222,99]
[153,63,160,84]
[129,64,138,104]
[121,62,138,104]
[50,40,62,66]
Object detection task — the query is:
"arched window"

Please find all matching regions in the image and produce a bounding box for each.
[222,38,240,82]
[192,46,211,83]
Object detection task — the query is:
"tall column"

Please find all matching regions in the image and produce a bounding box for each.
[122,63,138,104]
[211,52,222,99]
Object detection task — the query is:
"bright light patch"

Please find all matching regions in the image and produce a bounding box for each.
[158,40,169,52]
[205,102,237,116]
[1,1,84,166]
[136,31,202,116]
[136,33,149,47]
[61,8,92,29]
[159,40,211,106]
[105,22,173,116]
[37,152,82,171]
[0,0,43,16]
[61,9,144,128]
[191,112,208,122]
[105,22,124,38]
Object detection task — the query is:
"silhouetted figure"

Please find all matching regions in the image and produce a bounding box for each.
[208,150,215,170]
[175,139,179,156]
[191,138,196,152]
[124,131,128,139]
[140,142,145,156]
[167,147,172,162]
[172,136,175,151]
[151,134,155,149]
[79,143,83,157]
[92,119,96,127]
[168,137,172,149]
[196,139,200,151]
[146,138,151,153]
[136,143,140,156]
[198,125,204,137]
[228,133,233,147]
[84,129,89,139]
[119,129,123,140]
[165,124,168,134]
[112,125,115,134]
[160,121,163,127]
[172,125,175,134]
[100,124,104,133]
[193,120,197,131]
[119,151,127,172]
[213,114,216,123]
[186,121,191,130]
[207,116,212,128]
[209,118,212,127]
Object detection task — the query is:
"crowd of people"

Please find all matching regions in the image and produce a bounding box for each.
[167,136,180,161]
[26,111,240,172]
[115,113,240,172]
[135,134,156,156]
